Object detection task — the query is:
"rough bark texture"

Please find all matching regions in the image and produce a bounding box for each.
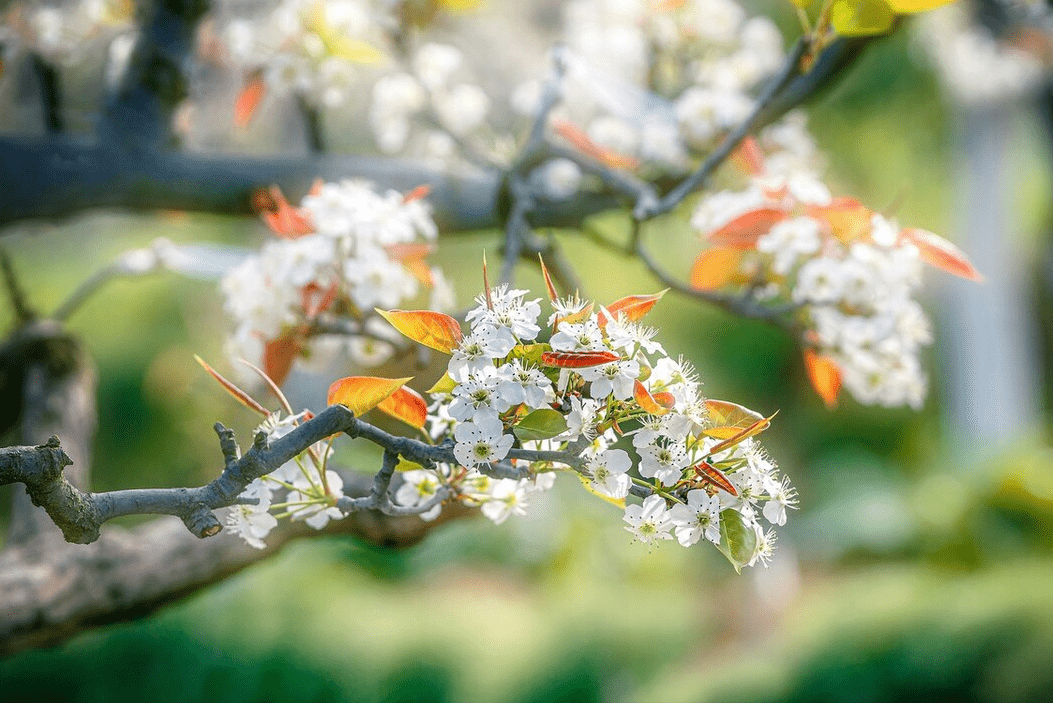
[0,473,471,658]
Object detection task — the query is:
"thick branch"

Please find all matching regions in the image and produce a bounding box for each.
[0,469,472,658]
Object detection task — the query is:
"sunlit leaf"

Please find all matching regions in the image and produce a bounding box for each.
[327,376,413,416]
[804,349,841,408]
[195,355,269,416]
[884,0,955,12]
[830,0,894,37]
[598,290,667,327]
[717,509,758,573]
[577,473,627,509]
[702,399,765,438]
[900,228,983,281]
[263,333,302,386]
[708,412,776,455]
[234,72,265,128]
[807,198,872,244]
[508,343,549,367]
[426,373,457,395]
[307,3,383,62]
[689,247,744,290]
[377,386,428,429]
[706,208,787,248]
[375,308,463,353]
[634,380,674,415]
[541,350,620,368]
[238,358,294,415]
[513,408,569,442]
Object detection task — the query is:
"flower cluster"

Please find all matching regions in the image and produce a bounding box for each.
[224,410,343,548]
[689,169,980,409]
[918,1,1045,106]
[520,0,785,174]
[220,179,454,381]
[369,42,495,161]
[215,0,391,109]
[375,283,794,569]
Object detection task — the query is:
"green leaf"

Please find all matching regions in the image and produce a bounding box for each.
[396,458,424,472]
[513,408,568,442]
[508,343,549,366]
[426,373,457,395]
[830,0,895,36]
[716,509,758,574]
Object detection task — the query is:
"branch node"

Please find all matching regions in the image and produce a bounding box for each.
[213,422,240,467]
[183,504,222,538]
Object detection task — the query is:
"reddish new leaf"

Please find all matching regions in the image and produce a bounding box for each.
[263,333,302,386]
[376,308,463,353]
[732,136,766,176]
[901,228,983,281]
[327,375,414,416]
[598,290,667,328]
[541,350,620,368]
[194,355,269,416]
[538,254,559,303]
[257,185,314,239]
[689,247,744,290]
[634,380,674,415]
[552,118,639,170]
[234,72,265,128]
[403,184,432,202]
[804,348,841,408]
[707,208,787,248]
[693,461,738,496]
[377,386,428,429]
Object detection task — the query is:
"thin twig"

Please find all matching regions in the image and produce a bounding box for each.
[637,38,809,221]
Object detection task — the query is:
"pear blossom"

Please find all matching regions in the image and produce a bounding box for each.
[623,495,675,544]
[669,490,722,547]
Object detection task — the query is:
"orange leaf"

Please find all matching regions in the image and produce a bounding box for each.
[194,355,269,416]
[375,309,463,353]
[327,375,414,416]
[302,281,339,318]
[385,243,435,261]
[900,228,983,281]
[807,198,872,244]
[707,208,787,248]
[263,333,302,386]
[732,136,766,176]
[634,380,674,415]
[377,386,428,429]
[804,349,841,408]
[258,185,314,239]
[689,247,744,290]
[702,399,765,439]
[541,350,620,368]
[552,118,639,170]
[693,461,738,496]
[403,184,432,203]
[385,243,436,287]
[598,290,667,328]
[234,72,265,129]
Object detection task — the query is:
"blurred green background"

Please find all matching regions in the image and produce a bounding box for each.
[3,8,1053,703]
